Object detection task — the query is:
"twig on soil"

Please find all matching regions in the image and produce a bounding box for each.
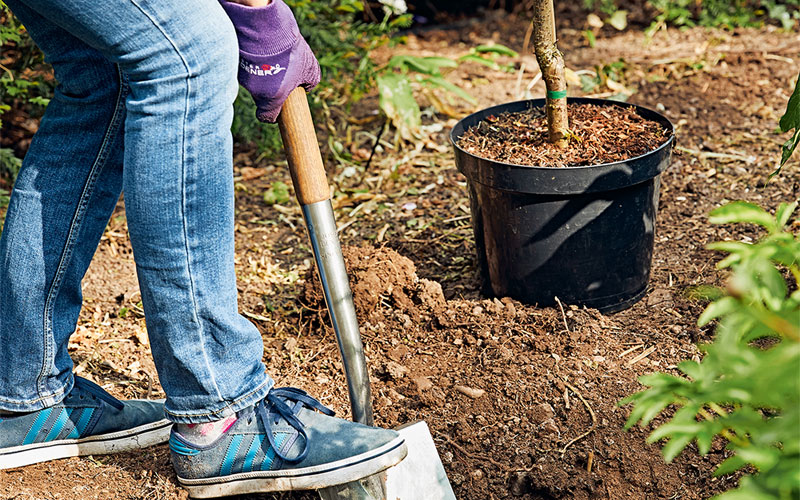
[435,432,506,470]
[365,119,388,171]
[626,345,657,366]
[404,226,471,243]
[242,310,270,322]
[618,344,644,358]
[587,450,594,473]
[336,219,357,234]
[376,223,390,243]
[559,380,597,456]
[554,296,570,334]
[676,146,756,164]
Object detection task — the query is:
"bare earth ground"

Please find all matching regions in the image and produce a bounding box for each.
[2,15,798,500]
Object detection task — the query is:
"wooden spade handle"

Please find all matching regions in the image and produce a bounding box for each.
[277,88,330,205]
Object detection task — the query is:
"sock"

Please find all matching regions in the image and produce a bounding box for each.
[175,415,238,446]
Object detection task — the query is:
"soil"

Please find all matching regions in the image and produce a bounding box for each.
[457,103,671,167]
[2,10,799,500]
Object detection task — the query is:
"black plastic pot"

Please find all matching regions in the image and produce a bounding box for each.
[450,98,674,313]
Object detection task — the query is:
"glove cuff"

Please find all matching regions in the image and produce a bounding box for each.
[220,0,300,55]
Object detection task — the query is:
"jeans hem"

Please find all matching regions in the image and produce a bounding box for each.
[163,375,274,424]
[0,375,72,412]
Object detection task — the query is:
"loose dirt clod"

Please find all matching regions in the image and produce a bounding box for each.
[458,103,670,168]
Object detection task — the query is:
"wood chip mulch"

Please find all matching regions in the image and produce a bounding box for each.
[457,103,671,168]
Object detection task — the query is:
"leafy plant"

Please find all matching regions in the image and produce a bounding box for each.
[262,180,290,205]
[378,55,463,139]
[375,45,517,141]
[621,201,800,500]
[0,147,18,235]
[776,72,800,176]
[645,0,799,33]
[0,2,52,128]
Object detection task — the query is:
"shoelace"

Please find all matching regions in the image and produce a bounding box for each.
[73,376,124,411]
[256,387,335,464]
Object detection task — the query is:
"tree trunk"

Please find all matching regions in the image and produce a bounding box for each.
[531,0,569,148]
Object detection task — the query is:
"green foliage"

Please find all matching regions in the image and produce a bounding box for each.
[647,0,800,31]
[230,88,284,157]
[262,180,290,205]
[581,0,799,31]
[776,73,800,176]
[582,0,618,16]
[0,147,19,235]
[0,146,21,179]
[376,45,516,140]
[0,2,52,128]
[621,201,800,500]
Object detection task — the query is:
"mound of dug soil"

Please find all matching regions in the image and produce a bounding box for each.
[298,245,736,500]
[303,246,451,327]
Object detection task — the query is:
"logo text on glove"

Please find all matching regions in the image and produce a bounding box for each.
[241,60,286,77]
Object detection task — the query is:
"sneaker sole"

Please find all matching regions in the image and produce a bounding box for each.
[177,435,408,498]
[0,419,172,470]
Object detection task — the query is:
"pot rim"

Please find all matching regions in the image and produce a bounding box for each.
[449,97,675,171]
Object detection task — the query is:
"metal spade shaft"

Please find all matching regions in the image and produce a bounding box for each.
[277,88,385,500]
[277,87,374,426]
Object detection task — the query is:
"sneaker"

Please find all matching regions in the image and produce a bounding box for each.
[170,387,407,498]
[0,376,170,469]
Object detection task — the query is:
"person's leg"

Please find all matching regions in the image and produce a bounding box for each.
[0,0,272,421]
[1,0,406,489]
[0,0,128,410]
[0,0,169,470]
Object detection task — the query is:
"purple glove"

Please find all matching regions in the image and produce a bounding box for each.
[221,0,321,123]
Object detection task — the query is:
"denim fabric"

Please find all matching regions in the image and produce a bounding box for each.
[0,0,273,422]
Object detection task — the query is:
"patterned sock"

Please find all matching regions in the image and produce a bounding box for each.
[175,415,238,446]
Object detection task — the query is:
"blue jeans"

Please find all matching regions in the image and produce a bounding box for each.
[0,0,273,422]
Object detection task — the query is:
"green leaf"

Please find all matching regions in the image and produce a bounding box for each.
[713,482,776,500]
[735,445,780,470]
[779,73,800,133]
[698,296,738,326]
[27,96,50,106]
[677,360,702,379]
[583,30,597,48]
[456,54,501,71]
[579,73,600,92]
[696,427,714,455]
[473,44,519,57]
[628,393,676,428]
[388,55,457,75]
[662,433,694,462]
[420,75,477,104]
[775,201,798,228]
[263,181,290,205]
[649,421,703,443]
[778,128,800,173]
[709,202,778,233]
[777,72,800,172]
[714,455,748,476]
[706,241,753,255]
[376,73,421,141]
